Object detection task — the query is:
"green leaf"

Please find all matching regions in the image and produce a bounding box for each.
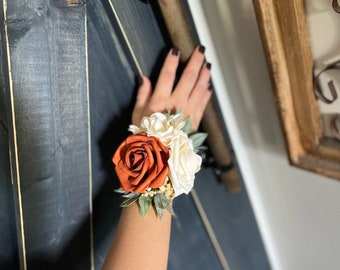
[138,196,152,218]
[167,205,175,216]
[197,145,208,151]
[122,192,140,199]
[154,193,166,207]
[114,188,140,198]
[153,194,164,219]
[114,188,126,194]
[121,196,138,207]
[154,194,174,219]
[155,204,164,219]
[182,117,193,134]
[189,132,208,152]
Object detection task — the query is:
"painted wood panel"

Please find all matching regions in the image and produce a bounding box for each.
[0,0,269,269]
[0,79,19,270]
[87,1,226,269]
[1,1,91,268]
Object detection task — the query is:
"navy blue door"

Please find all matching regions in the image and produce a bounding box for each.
[0,0,269,269]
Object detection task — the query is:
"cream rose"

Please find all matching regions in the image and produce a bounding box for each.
[167,131,202,197]
[129,112,185,146]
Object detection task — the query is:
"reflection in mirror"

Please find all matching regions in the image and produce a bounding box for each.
[305,0,340,140]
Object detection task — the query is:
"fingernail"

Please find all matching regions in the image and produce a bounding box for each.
[171,48,179,56]
[137,75,143,86]
[206,62,211,70]
[198,45,205,54]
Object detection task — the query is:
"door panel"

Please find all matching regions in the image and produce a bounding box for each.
[0,0,269,269]
[1,1,91,268]
[0,83,18,270]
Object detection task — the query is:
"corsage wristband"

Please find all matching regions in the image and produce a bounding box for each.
[112,112,207,219]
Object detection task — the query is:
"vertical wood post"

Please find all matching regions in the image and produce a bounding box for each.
[156,0,242,192]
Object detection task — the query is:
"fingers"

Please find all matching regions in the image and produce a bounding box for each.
[188,62,212,130]
[132,76,152,125]
[189,62,211,104]
[190,87,212,131]
[131,46,212,131]
[152,48,180,101]
[172,46,206,102]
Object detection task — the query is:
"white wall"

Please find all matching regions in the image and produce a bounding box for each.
[188,1,340,270]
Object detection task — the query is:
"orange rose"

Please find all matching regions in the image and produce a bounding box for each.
[112,133,169,193]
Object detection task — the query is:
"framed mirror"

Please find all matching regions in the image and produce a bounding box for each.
[252,0,340,180]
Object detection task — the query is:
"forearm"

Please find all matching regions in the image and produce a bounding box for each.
[103,46,210,269]
[102,203,172,270]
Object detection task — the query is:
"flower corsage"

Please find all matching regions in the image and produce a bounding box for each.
[112,112,207,219]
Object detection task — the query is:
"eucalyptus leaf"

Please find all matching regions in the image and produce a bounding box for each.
[198,145,208,151]
[138,196,152,218]
[166,203,175,216]
[154,194,174,219]
[158,193,175,216]
[160,193,171,208]
[155,204,164,219]
[182,117,193,134]
[190,132,208,151]
[154,194,164,208]
[122,192,140,199]
[114,188,126,194]
[154,194,166,219]
[121,196,138,207]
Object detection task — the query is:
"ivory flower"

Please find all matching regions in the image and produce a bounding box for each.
[129,112,185,146]
[167,131,202,197]
[114,112,206,218]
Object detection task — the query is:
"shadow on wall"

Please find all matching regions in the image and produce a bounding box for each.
[201,0,286,156]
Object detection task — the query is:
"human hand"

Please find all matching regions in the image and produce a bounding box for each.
[132,46,212,131]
